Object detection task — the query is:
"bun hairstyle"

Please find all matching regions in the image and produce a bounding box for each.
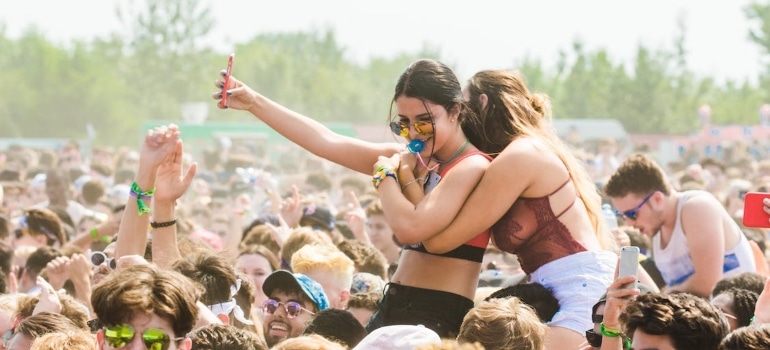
[466,69,609,249]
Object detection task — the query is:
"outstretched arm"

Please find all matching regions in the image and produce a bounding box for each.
[214,74,401,174]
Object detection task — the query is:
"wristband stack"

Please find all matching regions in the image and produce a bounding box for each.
[372,165,398,191]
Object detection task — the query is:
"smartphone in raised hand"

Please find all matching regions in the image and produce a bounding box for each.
[618,246,639,290]
[742,192,770,228]
[220,53,235,108]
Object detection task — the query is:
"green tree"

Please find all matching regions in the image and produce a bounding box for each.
[117,0,217,122]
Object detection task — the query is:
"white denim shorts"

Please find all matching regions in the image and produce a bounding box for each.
[528,250,616,334]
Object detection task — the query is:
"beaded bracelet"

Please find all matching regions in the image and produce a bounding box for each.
[130,182,156,216]
[372,165,398,191]
[150,218,177,229]
[600,323,631,349]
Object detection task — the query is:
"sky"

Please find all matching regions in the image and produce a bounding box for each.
[0,0,765,84]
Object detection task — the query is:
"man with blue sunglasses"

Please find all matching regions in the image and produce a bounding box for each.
[604,153,756,298]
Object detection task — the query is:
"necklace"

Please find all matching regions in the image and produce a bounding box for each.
[416,139,470,171]
[438,139,470,165]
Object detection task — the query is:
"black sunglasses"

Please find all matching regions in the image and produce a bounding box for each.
[585,329,601,348]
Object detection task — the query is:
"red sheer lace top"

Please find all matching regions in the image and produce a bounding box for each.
[490,178,587,274]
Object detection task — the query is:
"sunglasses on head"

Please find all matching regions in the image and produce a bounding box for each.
[262,299,315,319]
[389,120,433,137]
[615,192,655,221]
[90,251,116,270]
[103,324,183,350]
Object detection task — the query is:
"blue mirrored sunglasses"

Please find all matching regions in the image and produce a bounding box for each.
[615,192,655,220]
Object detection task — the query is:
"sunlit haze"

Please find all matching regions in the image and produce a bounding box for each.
[0,0,763,83]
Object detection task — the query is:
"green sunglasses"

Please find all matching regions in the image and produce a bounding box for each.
[103,324,183,350]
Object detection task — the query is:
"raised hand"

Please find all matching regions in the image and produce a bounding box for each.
[44,256,71,290]
[280,185,304,229]
[139,124,181,173]
[154,139,197,205]
[68,253,92,287]
[33,276,62,315]
[754,277,770,324]
[213,74,257,111]
[343,191,369,244]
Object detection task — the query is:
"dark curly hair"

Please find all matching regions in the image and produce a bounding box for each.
[718,324,770,350]
[621,293,728,350]
[713,287,759,328]
[711,272,766,297]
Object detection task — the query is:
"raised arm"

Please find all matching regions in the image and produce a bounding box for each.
[114,125,180,260]
[151,139,197,269]
[214,74,401,174]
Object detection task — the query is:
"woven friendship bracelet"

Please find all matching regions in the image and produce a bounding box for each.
[372,165,398,191]
[130,182,156,216]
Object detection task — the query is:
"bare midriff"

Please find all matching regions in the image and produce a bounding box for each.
[390,249,481,300]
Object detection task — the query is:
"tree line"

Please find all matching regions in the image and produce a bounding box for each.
[0,0,769,146]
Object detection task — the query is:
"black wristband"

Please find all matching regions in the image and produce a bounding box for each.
[150,218,177,229]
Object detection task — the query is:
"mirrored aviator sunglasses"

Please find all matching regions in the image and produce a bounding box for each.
[104,324,183,350]
[90,251,116,270]
[388,120,433,137]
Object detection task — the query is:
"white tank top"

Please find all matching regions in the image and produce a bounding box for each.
[652,191,756,286]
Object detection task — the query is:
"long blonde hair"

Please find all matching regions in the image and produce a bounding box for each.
[466,70,610,248]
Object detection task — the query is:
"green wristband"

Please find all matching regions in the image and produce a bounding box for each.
[600,323,631,349]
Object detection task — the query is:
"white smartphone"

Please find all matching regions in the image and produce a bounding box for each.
[618,246,640,289]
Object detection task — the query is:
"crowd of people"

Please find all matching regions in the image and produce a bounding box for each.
[0,59,767,349]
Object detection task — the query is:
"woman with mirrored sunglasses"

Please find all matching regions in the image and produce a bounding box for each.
[215,59,492,337]
[413,70,661,349]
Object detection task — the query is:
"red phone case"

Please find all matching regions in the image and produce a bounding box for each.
[742,192,770,228]
[221,53,234,107]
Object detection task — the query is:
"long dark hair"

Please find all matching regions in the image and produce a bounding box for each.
[389,59,480,146]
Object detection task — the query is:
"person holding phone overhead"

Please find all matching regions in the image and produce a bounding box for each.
[603,153,756,298]
[213,59,491,338]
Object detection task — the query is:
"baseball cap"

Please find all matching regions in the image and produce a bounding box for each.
[300,204,335,230]
[262,270,330,311]
[353,325,441,350]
